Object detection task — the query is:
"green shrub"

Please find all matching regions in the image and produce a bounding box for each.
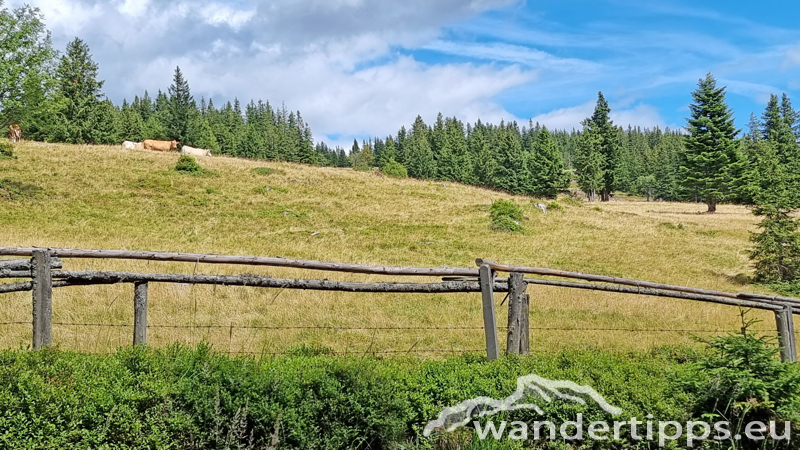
[0,345,697,449]
[677,320,800,448]
[660,222,685,230]
[490,199,524,232]
[175,155,216,176]
[559,197,584,207]
[253,185,289,195]
[252,167,284,176]
[381,160,408,178]
[0,141,15,159]
[546,201,564,212]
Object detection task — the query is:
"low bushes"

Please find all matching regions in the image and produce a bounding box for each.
[0,141,15,159]
[490,199,524,232]
[0,334,796,449]
[175,155,216,176]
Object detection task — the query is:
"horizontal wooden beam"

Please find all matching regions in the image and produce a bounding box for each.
[42,270,510,293]
[477,259,800,306]
[0,247,478,277]
[0,280,88,294]
[737,292,800,308]
[522,278,785,312]
[0,258,62,271]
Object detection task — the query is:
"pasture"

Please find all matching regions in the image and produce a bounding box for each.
[0,141,779,355]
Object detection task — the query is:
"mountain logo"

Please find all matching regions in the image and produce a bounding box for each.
[423,374,622,437]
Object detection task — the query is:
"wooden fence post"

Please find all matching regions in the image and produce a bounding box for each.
[31,249,53,350]
[775,305,797,363]
[479,264,499,360]
[519,292,530,355]
[133,282,148,346]
[506,272,525,354]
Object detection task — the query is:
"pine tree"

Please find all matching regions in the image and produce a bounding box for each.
[574,125,605,202]
[583,92,621,201]
[167,66,195,144]
[530,127,570,198]
[749,140,800,282]
[780,93,800,141]
[406,115,436,179]
[680,73,744,213]
[54,38,105,143]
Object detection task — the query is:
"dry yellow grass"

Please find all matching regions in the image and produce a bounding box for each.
[0,141,781,355]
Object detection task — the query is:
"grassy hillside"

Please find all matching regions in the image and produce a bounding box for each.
[0,141,780,355]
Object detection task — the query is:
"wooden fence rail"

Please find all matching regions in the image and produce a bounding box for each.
[0,247,797,362]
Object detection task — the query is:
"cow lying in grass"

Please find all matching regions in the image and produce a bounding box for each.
[143,139,179,152]
[181,145,212,157]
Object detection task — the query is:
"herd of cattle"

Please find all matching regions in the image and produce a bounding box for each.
[7,124,211,157]
[123,140,212,157]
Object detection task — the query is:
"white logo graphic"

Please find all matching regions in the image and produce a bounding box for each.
[423,374,622,437]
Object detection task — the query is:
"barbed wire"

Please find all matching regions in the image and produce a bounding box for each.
[0,321,776,335]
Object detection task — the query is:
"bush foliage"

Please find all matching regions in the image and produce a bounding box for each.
[0,334,797,449]
[490,199,524,232]
[381,159,408,178]
[174,155,216,176]
[0,141,14,159]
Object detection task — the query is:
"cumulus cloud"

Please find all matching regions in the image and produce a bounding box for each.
[11,0,528,143]
[529,101,670,131]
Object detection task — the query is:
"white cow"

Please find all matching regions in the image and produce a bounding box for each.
[122,141,137,150]
[181,145,212,157]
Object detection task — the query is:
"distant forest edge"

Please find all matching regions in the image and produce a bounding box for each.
[3,3,800,204]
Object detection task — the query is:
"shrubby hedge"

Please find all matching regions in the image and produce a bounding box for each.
[0,336,796,449]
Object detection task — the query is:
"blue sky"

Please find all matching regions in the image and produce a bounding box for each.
[11,0,800,146]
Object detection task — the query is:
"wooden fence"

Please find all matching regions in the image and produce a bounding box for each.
[0,246,797,362]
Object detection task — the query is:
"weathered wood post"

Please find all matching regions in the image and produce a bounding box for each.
[506,272,524,354]
[519,290,530,355]
[133,282,148,346]
[775,305,797,363]
[31,249,53,349]
[479,264,499,360]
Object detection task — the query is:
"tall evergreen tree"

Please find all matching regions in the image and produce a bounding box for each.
[53,38,106,143]
[405,115,436,179]
[167,66,195,144]
[680,73,744,213]
[584,92,621,201]
[530,127,570,198]
[574,124,605,202]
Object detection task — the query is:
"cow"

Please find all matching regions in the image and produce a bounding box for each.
[143,139,179,152]
[8,124,21,143]
[122,141,138,150]
[181,145,212,157]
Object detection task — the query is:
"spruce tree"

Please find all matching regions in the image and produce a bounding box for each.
[574,125,605,202]
[406,115,436,179]
[167,66,195,144]
[530,127,570,198]
[680,73,743,213]
[749,140,800,282]
[583,92,621,201]
[54,38,105,143]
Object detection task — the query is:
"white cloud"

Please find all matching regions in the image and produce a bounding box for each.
[783,42,800,68]
[9,0,526,144]
[423,40,601,72]
[529,101,670,131]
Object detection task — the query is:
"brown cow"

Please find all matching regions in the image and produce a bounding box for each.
[8,124,21,143]
[143,139,179,152]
